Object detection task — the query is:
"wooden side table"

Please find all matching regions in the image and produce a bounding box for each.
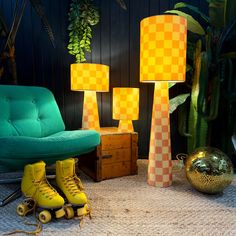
[78,127,138,181]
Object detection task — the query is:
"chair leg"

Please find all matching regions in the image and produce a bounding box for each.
[0,187,22,207]
[0,174,55,207]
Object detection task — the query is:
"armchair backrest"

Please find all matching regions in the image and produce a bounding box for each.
[0,85,65,137]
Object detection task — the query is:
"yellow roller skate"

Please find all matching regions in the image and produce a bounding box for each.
[17,161,65,223]
[56,158,91,220]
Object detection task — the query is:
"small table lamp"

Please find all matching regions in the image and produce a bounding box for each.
[140,15,187,187]
[113,87,139,132]
[71,63,109,131]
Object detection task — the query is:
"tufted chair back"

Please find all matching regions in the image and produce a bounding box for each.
[0,85,65,137]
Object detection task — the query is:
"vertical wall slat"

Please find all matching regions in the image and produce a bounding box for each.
[100,0,112,127]
[130,0,150,156]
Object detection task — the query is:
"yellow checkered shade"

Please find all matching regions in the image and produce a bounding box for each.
[140,15,187,82]
[71,63,109,92]
[112,87,139,121]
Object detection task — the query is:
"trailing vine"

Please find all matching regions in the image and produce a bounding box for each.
[67,0,99,63]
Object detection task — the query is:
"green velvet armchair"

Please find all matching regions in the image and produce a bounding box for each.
[0,85,100,205]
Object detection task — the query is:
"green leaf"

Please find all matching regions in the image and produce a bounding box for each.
[209,0,225,29]
[174,2,209,23]
[224,0,236,27]
[220,51,236,59]
[30,0,55,47]
[186,64,193,72]
[169,93,190,114]
[116,0,127,10]
[67,0,100,63]
[168,82,176,89]
[165,10,205,35]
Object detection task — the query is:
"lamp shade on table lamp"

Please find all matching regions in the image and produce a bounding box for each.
[140,15,187,187]
[71,63,109,130]
[113,87,139,132]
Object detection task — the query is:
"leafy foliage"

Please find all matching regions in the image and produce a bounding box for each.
[169,93,190,114]
[165,0,236,153]
[116,0,127,10]
[29,0,55,47]
[165,10,205,35]
[67,0,99,63]
[0,0,55,84]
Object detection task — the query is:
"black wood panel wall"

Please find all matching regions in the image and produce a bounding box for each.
[0,0,208,157]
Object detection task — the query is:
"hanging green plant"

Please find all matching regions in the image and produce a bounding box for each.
[67,0,99,63]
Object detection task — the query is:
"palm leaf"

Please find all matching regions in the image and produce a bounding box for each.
[174,2,209,23]
[209,0,225,29]
[219,17,236,52]
[165,10,205,35]
[220,51,236,59]
[169,93,190,114]
[224,0,236,27]
[29,0,55,47]
[10,0,27,46]
[186,64,192,72]
[0,10,9,53]
[116,0,127,10]
[0,10,9,37]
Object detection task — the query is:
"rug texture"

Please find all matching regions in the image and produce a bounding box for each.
[0,160,236,236]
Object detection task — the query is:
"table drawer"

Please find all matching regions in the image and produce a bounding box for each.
[101,161,131,180]
[101,148,131,164]
[101,134,131,150]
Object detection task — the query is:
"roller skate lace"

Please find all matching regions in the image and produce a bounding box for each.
[63,175,83,195]
[5,199,42,235]
[6,180,59,235]
[32,178,58,199]
[73,158,84,190]
[75,176,84,190]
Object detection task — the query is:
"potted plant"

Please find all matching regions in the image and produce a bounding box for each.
[166,0,236,153]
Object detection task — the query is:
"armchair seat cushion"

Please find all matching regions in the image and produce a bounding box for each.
[0,130,100,170]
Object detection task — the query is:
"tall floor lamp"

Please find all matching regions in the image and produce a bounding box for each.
[71,63,109,131]
[140,15,187,187]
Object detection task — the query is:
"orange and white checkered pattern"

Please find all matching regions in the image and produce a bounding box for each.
[147,82,172,187]
[118,120,134,132]
[113,87,139,120]
[140,15,187,82]
[71,63,109,92]
[82,91,100,130]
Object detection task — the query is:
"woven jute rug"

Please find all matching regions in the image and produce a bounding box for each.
[0,160,236,236]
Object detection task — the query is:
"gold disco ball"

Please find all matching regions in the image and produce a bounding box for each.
[185,147,234,194]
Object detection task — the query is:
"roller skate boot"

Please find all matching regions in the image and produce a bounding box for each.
[56,158,90,219]
[17,161,65,223]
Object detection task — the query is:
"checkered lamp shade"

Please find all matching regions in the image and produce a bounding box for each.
[71,63,109,92]
[140,15,187,82]
[112,88,139,121]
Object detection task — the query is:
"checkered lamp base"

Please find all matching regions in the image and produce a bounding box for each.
[118,120,134,132]
[147,82,172,187]
[82,91,100,131]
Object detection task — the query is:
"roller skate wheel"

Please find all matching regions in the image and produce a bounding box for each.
[55,208,65,219]
[77,205,87,217]
[39,210,52,224]
[64,206,74,219]
[16,203,29,216]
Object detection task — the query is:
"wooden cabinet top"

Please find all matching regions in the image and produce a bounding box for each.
[99,127,138,136]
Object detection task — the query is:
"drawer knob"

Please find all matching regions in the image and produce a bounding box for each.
[102,154,112,159]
